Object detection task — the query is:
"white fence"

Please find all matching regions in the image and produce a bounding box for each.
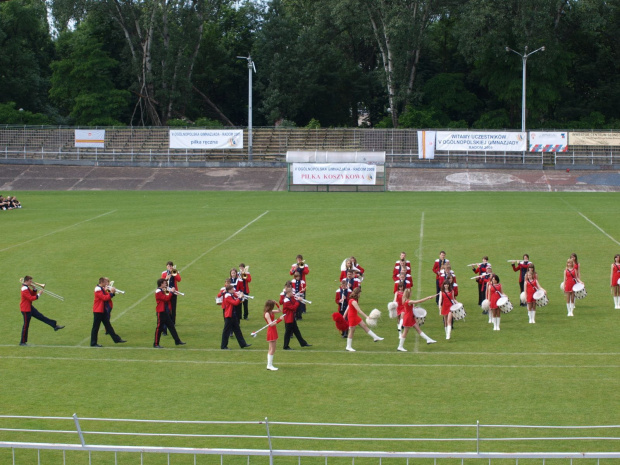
[0,415,618,464]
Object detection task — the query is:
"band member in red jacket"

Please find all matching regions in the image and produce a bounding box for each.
[393,252,411,279]
[236,263,252,320]
[282,288,311,350]
[472,256,490,305]
[91,277,126,347]
[19,276,64,346]
[336,279,352,337]
[433,251,449,303]
[511,254,531,306]
[162,261,181,325]
[154,278,186,348]
[221,284,251,350]
[290,254,309,281]
[291,271,307,319]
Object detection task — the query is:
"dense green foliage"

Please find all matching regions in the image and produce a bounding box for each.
[1,0,619,128]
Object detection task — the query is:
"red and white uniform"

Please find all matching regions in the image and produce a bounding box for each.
[393,261,411,279]
[223,292,241,318]
[217,287,227,310]
[345,276,361,290]
[20,286,38,313]
[336,287,351,311]
[439,271,458,296]
[525,278,539,303]
[93,285,113,313]
[265,311,278,342]
[488,283,503,310]
[564,268,578,292]
[345,298,362,327]
[612,263,620,287]
[291,278,306,296]
[162,270,181,291]
[433,258,449,278]
[290,262,309,279]
[393,278,412,293]
[512,261,531,282]
[439,290,454,316]
[236,272,251,295]
[402,300,417,328]
[282,296,300,323]
[155,288,172,312]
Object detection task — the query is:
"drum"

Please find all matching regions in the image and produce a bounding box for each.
[533,289,548,307]
[573,282,587,300]
[497,296,513,314]
[413,307,427,326]
[450,303,466,321]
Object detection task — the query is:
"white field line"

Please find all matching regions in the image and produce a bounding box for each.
[0,355,617,370]
[413,212,425,353]
[576,212,620,246]
[77,211,270,346]
[0,210,117,253]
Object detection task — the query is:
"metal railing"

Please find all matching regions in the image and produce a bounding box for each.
[0,415,618,464]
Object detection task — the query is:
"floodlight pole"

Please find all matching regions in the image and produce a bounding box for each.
[237,55,255,161]
[506,45,545,132]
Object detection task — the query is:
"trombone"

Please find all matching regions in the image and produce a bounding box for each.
[19,278,64,301]
[107,280,125,294]
[295,293,312,305]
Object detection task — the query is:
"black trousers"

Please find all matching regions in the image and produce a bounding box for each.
[155,311,181,346]
[91,312,122,346]
[221,317,248,349]
[20,307,57,343]
[241,299,249,319]
[284,321,308,348]
[169,294,178,324]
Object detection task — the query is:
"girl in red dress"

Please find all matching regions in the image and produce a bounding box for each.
[486,274,503,331]
[611,254,620,309]
[342,287,383,352]
[393,281,406,332]
[437,281,458,340]
[397,288,437,351]
[563,258,581,317]
[570,253,580,280]
[525,268,544,324]
[263,300,282,371]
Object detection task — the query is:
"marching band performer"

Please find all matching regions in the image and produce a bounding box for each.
[563,258,581,317]
[473,265,491,317]
[162,261,181,325]
[611,254,620,309]
[154,278,186,348]
[570,253,581,280]
[263,300,282,371]
[437,281,457,340]
[291,270,307,320]
[350,256,364,277]
[19,276,64,346]
[342,287,383,352]
[340,257,364,281]
[393,252,411,279]
[280,281,292,305]
[345,269,361,291]
[229,268,242,322]
[290,254,309,281]
[91,277,126,347]
[393,270,412,293]
[525,268,544,323]
[433,251,449,303]
[472,256,490,305]
[397,289,437,351]
[511,254,532,306]
[220,284,251,350]
[486,274,503,331]
[336,279,352,337]
[236,263,252,320]
[282,288,312,350]
[394,281,406,333]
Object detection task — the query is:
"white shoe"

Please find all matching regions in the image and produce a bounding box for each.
[397,347,407,352]
[373,337,384,342]
[346,347,356,352]
[427,339,436,344]
[267,366,278,371]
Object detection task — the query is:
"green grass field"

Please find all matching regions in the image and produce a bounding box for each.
[0,191,618,462]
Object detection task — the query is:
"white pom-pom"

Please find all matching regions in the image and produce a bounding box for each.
[560,281,565,291]
[481,299,490,312]
[368,309,381,320]
[387,302,398,319]
[520,291,526,304]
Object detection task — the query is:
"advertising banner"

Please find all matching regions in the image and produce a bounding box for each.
[436,131,527,151]
[417,131,436,159]
[169,129,243,149]
[529,132,568,152]
[75,129,105,148]
[292,163,377,185]
[569,132,620,146]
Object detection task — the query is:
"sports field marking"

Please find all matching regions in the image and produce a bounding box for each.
[1,355,617,369]
[77,211,270,346]
[0,210,117,253]
[576,212,620,246]
[413,212,425,353]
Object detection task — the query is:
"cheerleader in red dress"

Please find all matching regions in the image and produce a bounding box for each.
[397,288,437,351]
[525,268,544,323]
[563,258,581,316]
[393,282,406,332]
[611,254,620,309]
[342,287,383,352]
[437,281,458,340]
[486,274,503,331]
[263,300,282,371]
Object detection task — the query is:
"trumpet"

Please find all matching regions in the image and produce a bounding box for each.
[241,265,249,279]
[240,293,254,301]
[170,266,179,277]
[295,293,311,305]
[107,281,125,294]
[167,287,184,296]
[19,278,64,301]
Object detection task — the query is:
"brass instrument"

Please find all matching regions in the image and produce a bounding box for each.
[240,293,254,301]
[168,287,185,296]
[19,278,64,301]
[241,265,249,279]
[171,266,178,277]
[295,292,311,305]
[107,280,125,294]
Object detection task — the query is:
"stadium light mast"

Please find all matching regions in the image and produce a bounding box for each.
[237,55,256,161]
[505,45,545,132]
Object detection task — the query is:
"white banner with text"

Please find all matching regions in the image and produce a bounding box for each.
[75,129,105,148]
[169,130,243,149]
[292,163,377,185]
[436,131,527,151]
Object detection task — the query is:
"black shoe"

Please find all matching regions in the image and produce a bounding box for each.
[154,344,163,348]
[283,347,293,350]
[221,347,230,350]
[162,332,168,336]
[19,342,28,346]
[54,325,65,331]
[243,344,251,348]
[243,317,248,320]
[482,310,488,314]
[301,344,312,347]
[91,344,103,347]
[176,341,186,346]
[116,339,127,344]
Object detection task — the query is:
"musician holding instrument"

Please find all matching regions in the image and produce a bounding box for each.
[433,251,449,303]
[336,279,352,338]
[91,277,126,347]
[510,254,532,306]
[154,278,186,348]
[291,270,307,320]
[236,263,252,320]
[393,252,411,279]
[19,276,64,346]
[162,261,182,326]
[282,288,312,350]
[220,284,251,350]
[290,254,309,281]
[471,256,490,306]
